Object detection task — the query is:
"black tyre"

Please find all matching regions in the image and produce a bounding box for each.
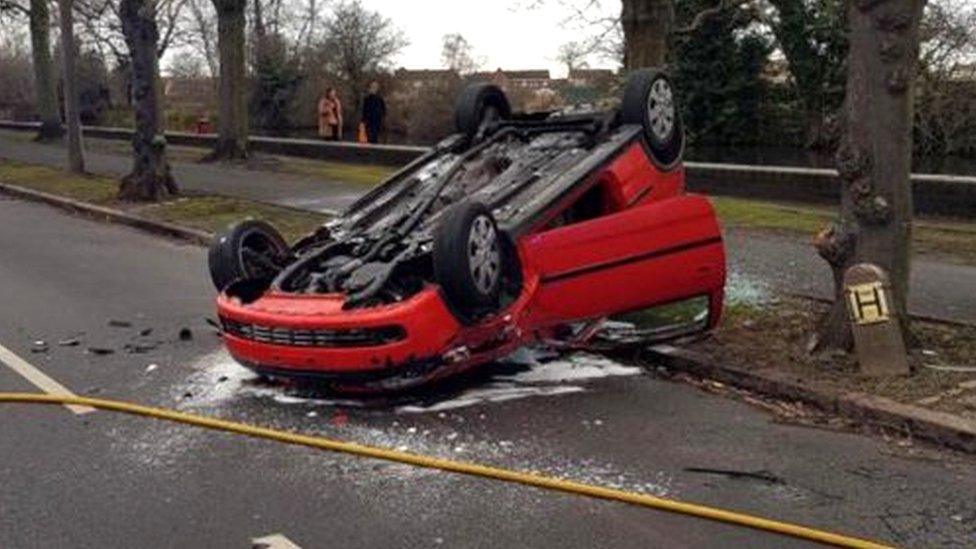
[433,202,504,324]
[455,83,511,137]
[620,68,684,169]
[208,220,291,291]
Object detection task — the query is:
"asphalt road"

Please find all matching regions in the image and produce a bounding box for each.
[3,198,976,547]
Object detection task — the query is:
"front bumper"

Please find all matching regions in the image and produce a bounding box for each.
[217,287,462,376]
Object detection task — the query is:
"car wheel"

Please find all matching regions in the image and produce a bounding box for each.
[433,202,504,324]
[455,83,511,138]
[208,220,291,292]
[620,68,685,169]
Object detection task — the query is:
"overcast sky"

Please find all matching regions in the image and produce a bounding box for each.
[360,0,620,77]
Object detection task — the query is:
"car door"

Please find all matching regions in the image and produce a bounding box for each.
[520,194,726,335]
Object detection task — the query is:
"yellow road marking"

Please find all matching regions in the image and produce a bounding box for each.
[0,343,95,415]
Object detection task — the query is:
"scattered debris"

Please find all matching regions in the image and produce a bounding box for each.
[146,364,159,373]
[57,338,81,347]
[684,467,784,484]
[108,319,133,328]
[178,328,193,341]
[87,347,115,356]
[124,342,158,354]
[139,328,154,337]
[330,412,348,427]
[30,340,48,353]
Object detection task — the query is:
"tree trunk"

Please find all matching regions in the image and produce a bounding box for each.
[621,0,673,69]
[57,0,85,173]
[210,0,248,160]
[814,0,925,350]
[118,0,178,201]
[29,0,61,141]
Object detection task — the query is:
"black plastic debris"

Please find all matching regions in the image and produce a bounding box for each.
[179,328,193,341]
[87,347,115,356]
[108,319,133,328]
[124,343,158,354]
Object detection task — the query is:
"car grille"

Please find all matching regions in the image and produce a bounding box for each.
[220,318,405,347]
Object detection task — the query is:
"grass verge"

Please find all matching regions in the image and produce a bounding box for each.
[0,159,328,242]
[712,196,976,265]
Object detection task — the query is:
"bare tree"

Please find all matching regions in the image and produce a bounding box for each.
[813,0,926,349]
[0,27,38,119]
[519,0,623,65]
[914,0,976,157]
[441,33,480,75]
[57,0,86,172]
[209,0,248,159]
[185,0,217,77]
[25,0,62,139]
[118,0,178,199]
[320,0,406,125]
[557,40,590,73]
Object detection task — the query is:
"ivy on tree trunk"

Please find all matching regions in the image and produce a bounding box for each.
[814,0,925,350]
[118,0,178,201]
[29,0,61,141]
[210,0,248,160]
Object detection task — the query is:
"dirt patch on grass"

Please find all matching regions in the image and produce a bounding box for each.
[712,196,976,265]
[689,295,976,421]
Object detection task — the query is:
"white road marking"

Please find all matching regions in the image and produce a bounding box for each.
[0,342,95,415]
[251,533,302,549]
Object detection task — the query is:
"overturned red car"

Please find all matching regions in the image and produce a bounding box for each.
[209,68,726,390]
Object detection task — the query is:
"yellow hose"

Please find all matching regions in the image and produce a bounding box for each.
[0,392,890,548]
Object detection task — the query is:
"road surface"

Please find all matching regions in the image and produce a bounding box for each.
[1,196,975,547]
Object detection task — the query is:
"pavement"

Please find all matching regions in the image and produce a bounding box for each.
[2,128,974,324]
[3,195,976,547]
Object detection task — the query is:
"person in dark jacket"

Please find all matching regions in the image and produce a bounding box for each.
[361,80,386,144]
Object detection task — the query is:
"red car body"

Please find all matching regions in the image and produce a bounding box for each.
[217,140,725,389]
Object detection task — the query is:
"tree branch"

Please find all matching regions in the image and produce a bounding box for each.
[674,0,756,34]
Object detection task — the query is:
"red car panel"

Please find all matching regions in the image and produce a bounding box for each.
[520,195,725,329]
